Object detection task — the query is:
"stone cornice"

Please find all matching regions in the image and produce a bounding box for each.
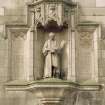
[27,0,76,6]
[4,24,29,39]
[77,21,100,27]
[5,78,103,91]
[77,21,101,33]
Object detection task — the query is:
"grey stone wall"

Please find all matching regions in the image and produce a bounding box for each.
[0,0,32,105]
[78,0,105,104]
[0,0,104,105]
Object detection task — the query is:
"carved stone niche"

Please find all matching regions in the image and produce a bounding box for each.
[5,25,31,81]
[76,22,101,83]
[25,0,78,81]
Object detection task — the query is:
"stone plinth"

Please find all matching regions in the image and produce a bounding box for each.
[5,78,103,105]
[5,78,78,105]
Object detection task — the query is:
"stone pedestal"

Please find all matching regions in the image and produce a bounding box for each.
[5,78,102,105]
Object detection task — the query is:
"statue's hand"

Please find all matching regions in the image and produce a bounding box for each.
[46,48,55,53]
[51,49,56,53]
[46,48,51,52]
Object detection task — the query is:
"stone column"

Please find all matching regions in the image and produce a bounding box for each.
[67,8,76,82]
[24,12,35,81]
[24,28,34,81]
[92,25,101,82]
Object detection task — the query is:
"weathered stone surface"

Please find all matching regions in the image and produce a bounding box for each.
[0,0,104,105]
[80,16,105,24]
[79,7,105,16]
[78,0,96,7]
[96,0,105,7]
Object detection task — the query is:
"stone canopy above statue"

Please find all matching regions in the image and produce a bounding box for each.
[28,0,76,29]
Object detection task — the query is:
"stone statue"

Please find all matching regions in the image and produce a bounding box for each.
[43,32,65,78]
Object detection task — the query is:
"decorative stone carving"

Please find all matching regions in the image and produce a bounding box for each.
[28,0,76,27]
[35,6,44,23]
[63,6,70,23]
[79,31,93,48]
[11,31,27,40]
[64,7,69,17]
[48,4,57,19]
[45,3,64,26]
[36,7,41,18]
[45,3,59,26]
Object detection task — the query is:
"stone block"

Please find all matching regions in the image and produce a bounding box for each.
[0,7,4,16]
[96,0,105,7]
[0,15,26,24]
[78,0,96,7]
[80,16,105,24]
[102,50,105,58]
[6,91,27,105]
[0,0,32,9]
[5,8,26,16]
[79,7,105,16]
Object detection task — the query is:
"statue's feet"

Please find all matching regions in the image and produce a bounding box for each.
[43,76,51,79]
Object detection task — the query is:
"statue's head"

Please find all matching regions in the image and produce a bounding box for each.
[49,32,55,40]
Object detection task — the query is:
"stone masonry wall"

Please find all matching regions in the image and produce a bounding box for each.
[0,0,104,105]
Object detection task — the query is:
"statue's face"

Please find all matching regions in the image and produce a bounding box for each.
[49,32,55,40]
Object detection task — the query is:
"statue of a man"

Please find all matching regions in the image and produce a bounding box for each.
[43,32,65,78]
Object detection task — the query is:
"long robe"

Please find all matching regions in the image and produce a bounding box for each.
[43,39,60,78]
